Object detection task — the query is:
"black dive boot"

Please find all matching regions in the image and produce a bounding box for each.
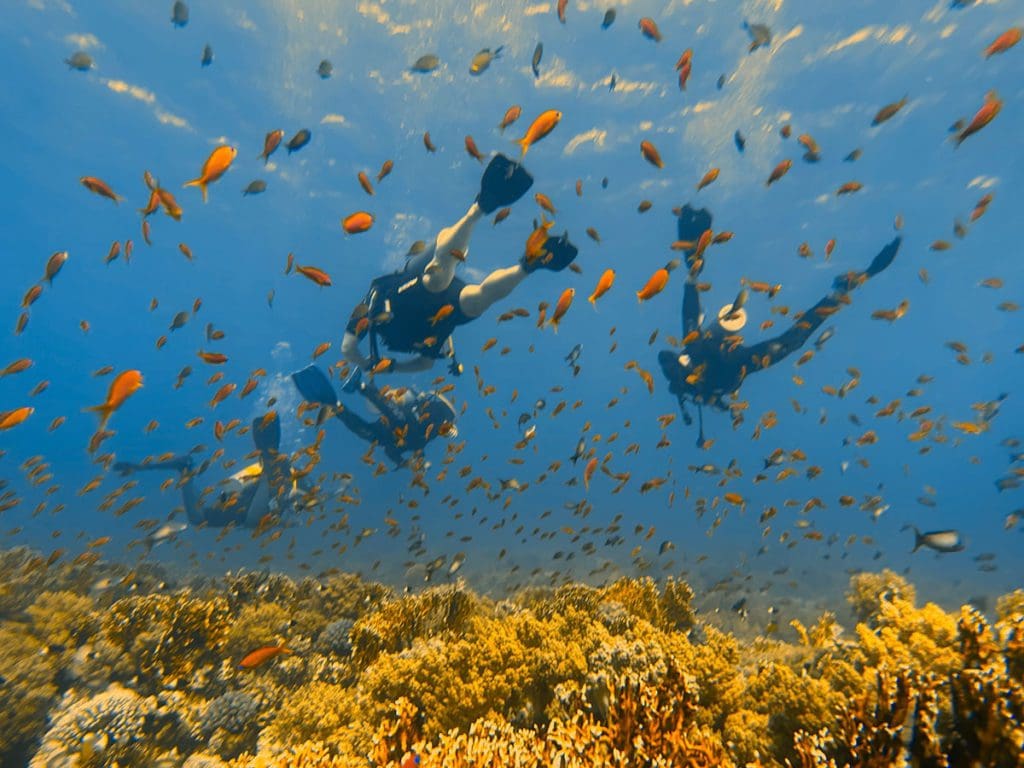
[477,154,533,214]
[521,231,578,273]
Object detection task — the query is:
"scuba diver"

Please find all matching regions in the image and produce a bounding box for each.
[291,364,457,467]
[113,412,310,528]
[658,204,902,444]
[341,153,579,377]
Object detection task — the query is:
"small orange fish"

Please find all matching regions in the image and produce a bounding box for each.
[84,370,143,432]
[0,407,33,431]
[296,265,332,287]
[156,187,183,220]
[1,359,32,377]
[259,129,285,164]
[499,105,522,134]
[184,145,237,203]
[836,181,863,196]
[983,28,1021,58]
[80,176,124,204]
[429,304,455,326]
[313,341,331,359]
[955,91,1002,147]
[534,192,557,214]
[824,239,836,258]
[580,457,600,492]
[141,219,152,246]
[549,288,575,332]
[638,17,662,42]
[640,140,663,169]
[637,268,669,302]
[22,284,43,308]
[423,131,436,153]
[377,160,394,182]
[210,383,237,408]
[696,168,719,191]
[371,358,393,375]
[239,644,292,669]
[557,0,567,23]
[357,171,375,196]
[766,160,792,186]
[589,269,615,305]
[514,109,562,156]
[198,350,228,365]
[465,135,485,163]
[342,211,375,234]
[105,241,121,265]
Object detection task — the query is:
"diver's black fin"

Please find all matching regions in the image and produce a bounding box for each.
[677,204,713,243]
[292,365,339,406]
[252,412,281,454]
[865,236,901,279]
[522,232,578,273]
[477,154,533,214]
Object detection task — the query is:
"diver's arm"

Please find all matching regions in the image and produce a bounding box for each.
[744,295,836,368]
[341,330,372,370]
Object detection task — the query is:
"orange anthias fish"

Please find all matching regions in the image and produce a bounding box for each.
[429,304,455,326]
[955,91,1002,147]
[465,135,485,163]
[84,369,143,431]
[184,145,238,203]
[640,140,663,169]
[524,216,554,263]
[80,176,124,204]
[637,268,669,302]
[983,28,1021,58]
[259,129,285,163]
[295,265,332,287]
[638,17,662,42]
[498,105,522,133]
[766,159,792,186]
[239,644,292,670]
[584,456,598,490]
[549,288,575,332]
[589,269,615,305]
[342,211,375,234]
[0,407,34,431]
[514,109,562,156]
[697,168,719,191]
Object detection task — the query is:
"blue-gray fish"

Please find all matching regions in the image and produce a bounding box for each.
[411,54,440,73]
[601,9,616,29]
[318,59,333,79]
[65,51,93,71]
[243,180,267,196]
[470,46,503,75]
[908,526,964,553]
[734,130,746,153]
[286,129,311,153]
[171,0,189,27]
[201,44,214,67]
[744,21,771,52]
[532,43,543,78]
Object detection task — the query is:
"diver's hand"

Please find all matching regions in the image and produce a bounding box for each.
[448,358,464,376]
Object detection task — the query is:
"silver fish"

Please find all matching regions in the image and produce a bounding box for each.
[469,46,503,75]
[411,54,440,73]
[907,526,964,553]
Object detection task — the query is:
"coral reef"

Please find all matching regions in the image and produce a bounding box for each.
[2,548,1023,768]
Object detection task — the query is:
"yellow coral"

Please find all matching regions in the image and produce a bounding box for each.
[846,569,916,625]
[223,602,293,661]
[25,589,98,650]
[850,598,959,678]
[0,622,58,763]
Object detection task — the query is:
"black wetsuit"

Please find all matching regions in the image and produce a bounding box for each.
[658,204,901,416]
[346,250,472,362]
[338,381,435,465]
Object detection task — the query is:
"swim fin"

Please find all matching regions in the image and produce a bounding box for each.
[521,231,578,273]
[477,154,533,214]
[677,204,713,243]
[252,412,281,454]
[292,365,339,406]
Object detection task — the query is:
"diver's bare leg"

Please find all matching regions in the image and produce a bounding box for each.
[458,264,528,319]
[422,203,484,293]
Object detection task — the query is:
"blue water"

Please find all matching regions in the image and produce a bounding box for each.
[0,0,1020,618]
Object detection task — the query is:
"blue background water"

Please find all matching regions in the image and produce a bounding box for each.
[0,0,1020,623]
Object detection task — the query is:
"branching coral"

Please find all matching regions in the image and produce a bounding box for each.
[101,591,232,694]
[0,622,59,764]
[25,589,98,651]
[348,583,478,667]
[846,568,916,626]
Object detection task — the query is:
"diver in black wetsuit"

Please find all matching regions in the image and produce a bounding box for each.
[113,413,307,528]
[291,365,457,467]
[340,153,578,377]
[658,204,901,443]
